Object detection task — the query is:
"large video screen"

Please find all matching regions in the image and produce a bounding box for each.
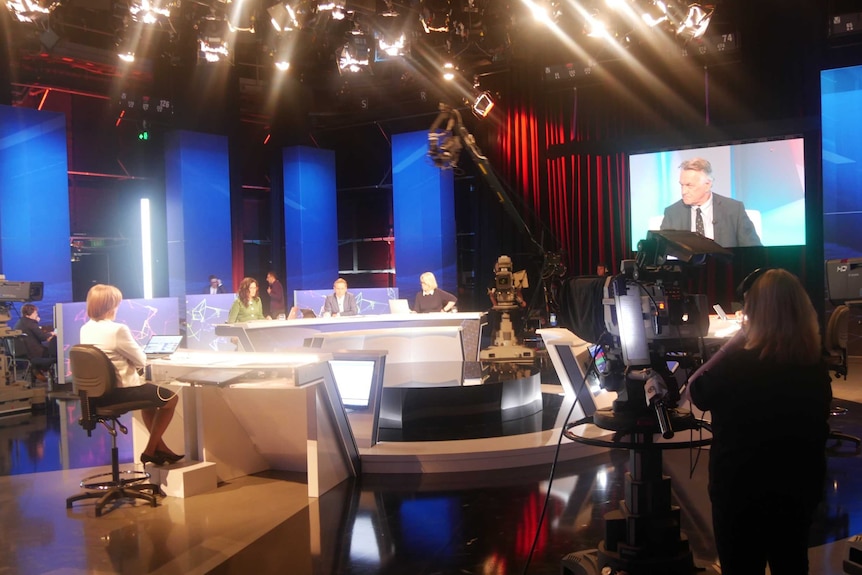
[628,138,806,251]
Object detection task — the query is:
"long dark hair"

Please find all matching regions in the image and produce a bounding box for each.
[237,277,259,307]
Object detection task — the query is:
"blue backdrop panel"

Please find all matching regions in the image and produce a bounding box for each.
[165,131,232,296]
[822,65,862,260]
[392,130,456,297]
[283,146,337,296]
[0,105,72,325]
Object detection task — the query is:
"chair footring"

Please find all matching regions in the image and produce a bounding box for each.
[827,431,862,457]
[66,483,161,516]
[80,469,151,490]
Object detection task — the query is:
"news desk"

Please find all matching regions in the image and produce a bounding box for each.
[145,349,366,497]
[214,312,487,361]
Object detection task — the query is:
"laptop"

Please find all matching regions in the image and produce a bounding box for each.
[388,299,411,314]
[142,334,183,359]
[299,308,317,318]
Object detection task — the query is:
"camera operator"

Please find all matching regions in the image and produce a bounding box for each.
[687,269,831,574]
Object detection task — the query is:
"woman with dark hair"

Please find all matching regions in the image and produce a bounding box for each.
[227,277,264,323]
[688,269,832,574]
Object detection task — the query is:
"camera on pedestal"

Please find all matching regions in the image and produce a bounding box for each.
[560,231,729,575]
[480,255,536,363]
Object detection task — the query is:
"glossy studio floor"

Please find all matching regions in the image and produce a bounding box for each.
[2,354,862,575]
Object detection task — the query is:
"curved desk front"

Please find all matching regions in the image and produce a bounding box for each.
[214,312,487,361]
[147,349,364,497]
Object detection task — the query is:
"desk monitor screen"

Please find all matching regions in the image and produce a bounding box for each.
[299,308,317,318]
[329,359,376,408]
[143,334,183,356]
[388,299,411,314]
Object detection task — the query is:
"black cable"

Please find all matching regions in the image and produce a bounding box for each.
[520,333,607,575]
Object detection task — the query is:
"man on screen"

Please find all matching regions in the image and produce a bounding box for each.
[660,157,762,247]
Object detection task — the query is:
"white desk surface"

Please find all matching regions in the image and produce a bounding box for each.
[227,311,485,330]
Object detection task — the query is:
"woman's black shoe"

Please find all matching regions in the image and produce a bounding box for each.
[155,451,184,464]
[140,452,167,466]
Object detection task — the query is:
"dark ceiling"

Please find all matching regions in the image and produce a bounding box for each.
[2,0,859,137]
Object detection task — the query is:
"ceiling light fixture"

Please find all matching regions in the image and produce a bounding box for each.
[675,3,713,40]
[267,1,299,32]
[196,15,231,63]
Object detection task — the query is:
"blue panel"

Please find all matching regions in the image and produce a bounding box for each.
[293,287,399,315]
[392,130,456,297]
[0,105,72,326]
[822,66,862,259]
[164,131,232,295]
[185,292,236,351]
[56,297,180,382]
[283,146,337,295]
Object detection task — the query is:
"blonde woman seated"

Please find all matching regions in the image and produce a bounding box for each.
[413,271,457,313]
[80,284,183,467]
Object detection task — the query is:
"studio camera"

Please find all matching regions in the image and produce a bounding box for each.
[0,280,43,303]
[560,231,731,437]
[489,255,527,310]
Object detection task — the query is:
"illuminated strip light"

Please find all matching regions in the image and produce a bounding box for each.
[141,198,153,298]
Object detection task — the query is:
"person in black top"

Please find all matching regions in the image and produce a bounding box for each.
[413,271,457,313]
[266,271,286,318]
[13,303,58,381]
[688,269,832,574]
[14,304,56,358]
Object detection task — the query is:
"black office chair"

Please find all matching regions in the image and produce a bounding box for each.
[824,305,861,456]
[2,336,32,382]
[6,334,58,388]
[66,344,161,516]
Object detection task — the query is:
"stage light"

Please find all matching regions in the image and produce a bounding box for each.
[640,0,669,27]
[377,0,399,18]
[197,15,231,63]
[5,0,54,25]
[442,62,456,81]
[675,3,712,40]
[268,1,299,31]
[420,0,451,33]
[471,91,494,118]
[128,0,172,26]
[376,33,406,57]
[317,0,345,20]
[337,34,370,73]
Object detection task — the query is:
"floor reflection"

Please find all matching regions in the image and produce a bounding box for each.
[1,385,861,574]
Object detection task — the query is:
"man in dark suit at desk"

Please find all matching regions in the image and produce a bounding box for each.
[323,278,358,317]
[660,157,762,248]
